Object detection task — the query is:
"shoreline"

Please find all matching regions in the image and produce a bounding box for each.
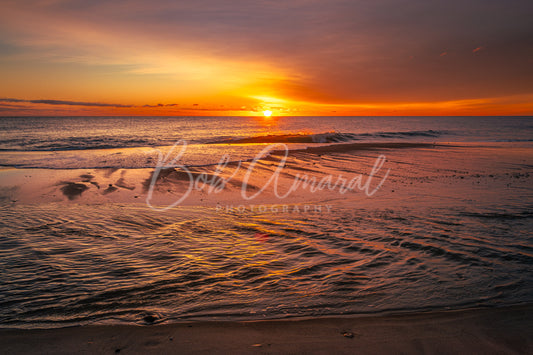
[1,140,532,352]
[1,304,531,354]
[2,141,531,207]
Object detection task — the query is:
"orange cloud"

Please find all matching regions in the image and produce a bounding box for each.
[1,1,532,116]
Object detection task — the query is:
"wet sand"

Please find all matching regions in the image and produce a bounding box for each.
[1,142,531,207]
[0,305,531,354]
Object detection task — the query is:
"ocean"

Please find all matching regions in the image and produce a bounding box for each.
[1,116,532,168]
[0,116,532,328]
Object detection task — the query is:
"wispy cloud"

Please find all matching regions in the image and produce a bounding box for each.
[0,97,251,113]
[0,98,132,108]
[142,103,178,108]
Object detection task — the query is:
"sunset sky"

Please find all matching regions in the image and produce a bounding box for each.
[0,0,532,116]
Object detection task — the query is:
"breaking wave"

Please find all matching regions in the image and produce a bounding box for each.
[210,130,444,145]
[0,130,444,152]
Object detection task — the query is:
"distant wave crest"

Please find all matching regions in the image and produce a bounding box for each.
[210,130,444,144]
[0,130,445,152]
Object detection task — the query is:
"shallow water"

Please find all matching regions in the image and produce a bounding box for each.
[1,198,532,328]
[0,116,532,328]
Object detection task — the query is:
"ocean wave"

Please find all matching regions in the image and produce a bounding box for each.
[0,130,444,152]
[210,130,444,145]
[493,139,533,142]
[0,137,169,152]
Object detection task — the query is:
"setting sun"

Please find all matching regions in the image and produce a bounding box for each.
[263,110,273,117]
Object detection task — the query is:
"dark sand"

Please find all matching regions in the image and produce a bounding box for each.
[1,305,531,354]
